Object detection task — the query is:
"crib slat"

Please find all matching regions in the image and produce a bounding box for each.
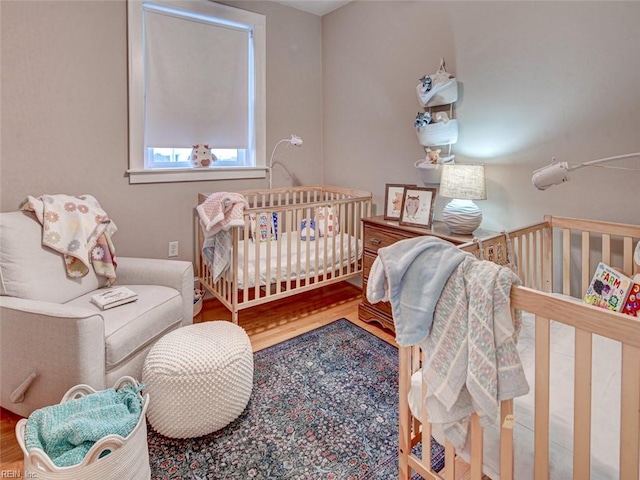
[254,223,261,299]
[286,210,293,291]
[623,236,633,276]
[499,399,514,480]
[620,344,640,479]
[602,233,611,266]
[242,220,249,302]
[440,440,454,480]
[531,230,539,290]
[573,328,592,480]
[469,414,483,480]
[420,366,431,471]
[265,221,272,299]
[581,231,590,296]
[534,315,550,480]
[562,228,571,295]
[399,346,412,480]
[275,211,282,294]
[542,221,553,293]
[231,227,240,324]
[348,201,354,275]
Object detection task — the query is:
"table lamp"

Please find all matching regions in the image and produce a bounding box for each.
[439,164,486,234]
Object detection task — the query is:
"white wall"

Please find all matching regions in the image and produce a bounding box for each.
[2,1,638,268]
[0,0,323,261]
[322,1,640,231]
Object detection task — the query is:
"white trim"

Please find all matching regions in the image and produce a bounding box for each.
[127,167,267,184]
[127,0,266,183]
[128,0,145,176]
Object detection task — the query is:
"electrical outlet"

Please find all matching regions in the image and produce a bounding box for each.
[168,241,179,257]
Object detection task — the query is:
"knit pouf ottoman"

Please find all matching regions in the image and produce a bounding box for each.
[142,321,254,438]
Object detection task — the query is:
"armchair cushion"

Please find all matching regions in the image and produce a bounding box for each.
[66,285,183,370]
[0,211,106,303]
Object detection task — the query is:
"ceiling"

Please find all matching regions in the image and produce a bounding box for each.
[274,1,352,16]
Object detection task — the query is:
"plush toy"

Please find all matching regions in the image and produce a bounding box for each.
[190,144,217,167]
[300,219,316,241]
[315,206,339,238]
[426,148,441,164]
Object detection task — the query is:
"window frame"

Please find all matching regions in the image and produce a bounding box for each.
[127,0,266,184]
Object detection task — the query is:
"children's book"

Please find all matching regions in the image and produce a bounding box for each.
[91,286,138,310]
[621,274,640,317]
[583,262,633,313]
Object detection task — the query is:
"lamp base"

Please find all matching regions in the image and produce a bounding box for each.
[442,199,482,235]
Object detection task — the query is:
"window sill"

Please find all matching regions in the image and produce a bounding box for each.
[127,167,267,184]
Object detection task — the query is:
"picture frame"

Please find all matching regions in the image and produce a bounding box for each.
[399,186,437,229]
[384,184,416,221]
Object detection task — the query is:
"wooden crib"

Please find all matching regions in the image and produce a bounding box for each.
[399,215,640,480]
[196,186,372,323]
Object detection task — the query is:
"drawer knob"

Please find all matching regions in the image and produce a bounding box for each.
[370,237,381,245]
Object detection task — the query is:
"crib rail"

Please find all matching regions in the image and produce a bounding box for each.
[401,216,640,480]
[512,286,640,480]
[545,215,640,296]
[197,186,372,323]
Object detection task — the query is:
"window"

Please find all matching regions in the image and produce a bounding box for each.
[127,0,265,184]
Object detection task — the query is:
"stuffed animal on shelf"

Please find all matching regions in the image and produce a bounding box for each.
[190,144,217,167]
[425,148,441,164]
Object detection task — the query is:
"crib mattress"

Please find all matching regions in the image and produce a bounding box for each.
[409,309,621,480]
[234,231,362,289]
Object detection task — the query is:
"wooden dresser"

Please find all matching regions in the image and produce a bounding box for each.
[359,215,497,332]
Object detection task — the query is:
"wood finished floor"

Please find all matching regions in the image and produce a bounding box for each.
[0,281,481,479]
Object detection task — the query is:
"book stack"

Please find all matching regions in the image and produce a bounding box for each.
[583,262,639,316]
[91,287,138,310]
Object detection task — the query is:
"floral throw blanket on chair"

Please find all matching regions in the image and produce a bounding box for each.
[21,194,118,285]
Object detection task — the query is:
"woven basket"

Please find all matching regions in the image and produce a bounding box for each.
[16,377,150,480]
[416,120,459,147]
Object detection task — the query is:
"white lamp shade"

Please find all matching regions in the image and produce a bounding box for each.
[439,164,487,200]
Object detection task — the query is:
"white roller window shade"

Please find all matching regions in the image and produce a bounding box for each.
[144,7,249,149]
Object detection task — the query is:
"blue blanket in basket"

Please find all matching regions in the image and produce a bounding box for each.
[25,384,143,467]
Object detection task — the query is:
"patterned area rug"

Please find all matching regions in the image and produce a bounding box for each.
[147,319,444,479]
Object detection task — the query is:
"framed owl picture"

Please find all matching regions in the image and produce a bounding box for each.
[399,186,437,228]
[384,184,416,221]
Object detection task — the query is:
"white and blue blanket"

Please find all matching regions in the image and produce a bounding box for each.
[367,236,528,449]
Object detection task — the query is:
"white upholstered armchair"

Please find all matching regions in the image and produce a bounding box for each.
[0,210,194,417]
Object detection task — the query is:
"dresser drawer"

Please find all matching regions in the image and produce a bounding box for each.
[363,225,409,253]
[363,252,377,277]
[361,289,393,317]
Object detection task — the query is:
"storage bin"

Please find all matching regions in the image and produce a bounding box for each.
[416,78,458,107]
[16,376,150,480]
[416,120,459,147]
[414,156,455,183]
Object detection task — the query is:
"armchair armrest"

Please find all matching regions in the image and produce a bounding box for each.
[115,257,194,326]
[0,297,106,416]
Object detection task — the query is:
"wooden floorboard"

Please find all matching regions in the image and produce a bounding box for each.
[0,280,478,478]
